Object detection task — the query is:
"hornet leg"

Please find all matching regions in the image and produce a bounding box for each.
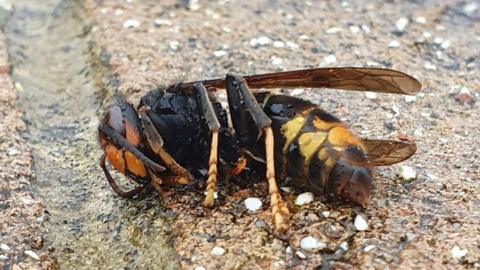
[192,83,221,207]
[225,74,290,232]
[138,107,193,186]
[100,154,146,198]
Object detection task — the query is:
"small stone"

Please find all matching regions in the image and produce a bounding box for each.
[354,215,368,231]
[361,24,370,33]
[244,197,262,212]
[433,37,444,45]
[454,87,475,105]
[365,91,377,100]
[286,246,292,254]
[300,236,327,250]
[323,54,337,64]
[413,129,423,137]
[404,95,417,103]
[426,173,438,180]
[440,40,451,49]
[169,41,180,51]
[349,25,360,34]
[299,34,309,40]
[286,41,299,49]
[114,9,124,16]
[0,244,10,252]
[322,211,330,218]
[211,246,225,256]
[213,50,227,57]
[0,255,8,261]
[290,89,304,96]
[154,19,173,27]
[195,267,206,270]
[339,241,348,251]
[415,17,427,24]
[189,0,200,11]
[271,56,283,66]
[326,27,342,34]
[395,17,409,33]
[273,41,285,48]
[451,245,468,259]
[295,192,314,206]
[295,251,307,259]
[364,245,375,252]
[256,36,271,46]
[391,105,400,115]
[424,62,437,71]
[387,40,400,48]
[123,19,140,29]
[400,165,417,180]
[7,148,19,156]
[280,186,294,193]
[463,2,478,14]
[24,250,40,260]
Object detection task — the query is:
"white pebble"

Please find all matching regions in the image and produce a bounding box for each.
[349,25,360,34]
[114,9,124,16]
[363,245,376,252]
[463,2,478,14]
[326,27,342,34]
[169,41,180,51]
[299,34,309,40]
[322,211,330,218]
[433,37,444,45]
[286,41,299,49]
[189,0,200,11]
[395,17,409,32]
[404,95,417,103]
[323,54,337,64]
[415,17,427,24]
[7,148,19,156]
[244,197,262,212]
[290,89,304,96]
[0,244,10,252]
[364,91,377,100]
[440,40,451,49]
[387,40,400,48]
[400,165,417,180]
[451,245,468,259]
[413,129,423,137]
[280,186,294,193]
[213,50,227,57]
[295,192,314,206]
[24,250,40,260]
[257,36,271,46]
[339,241,348,251]
[286,246,292,254]
[354,215,369,231]
[361,24,370,33]
[123,19,140,29]
[300,236,327,250]
[211,246,225,256]
[154,19,173,27]
[271,56,283,66]
[0,255,8,261]
[195,267,206,270]
[273,41,285,48]
[426,173,438,180]
[424,62,437,71]
[295,251,307,259]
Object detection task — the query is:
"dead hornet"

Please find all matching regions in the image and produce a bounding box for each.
[98,67,421,231]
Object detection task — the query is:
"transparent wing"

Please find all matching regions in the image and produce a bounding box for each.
[362,139,417,166]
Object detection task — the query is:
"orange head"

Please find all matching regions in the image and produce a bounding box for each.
[98,103,150,181]
[327,146,372,208]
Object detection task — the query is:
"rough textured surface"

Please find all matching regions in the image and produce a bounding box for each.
[84,0,479,269]
[1,0,479,269]
[0,34,57,269]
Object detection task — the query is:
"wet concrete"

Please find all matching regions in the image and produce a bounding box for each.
[3,0,178,268]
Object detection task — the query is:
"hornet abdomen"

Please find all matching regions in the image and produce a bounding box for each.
[262,94,371,207]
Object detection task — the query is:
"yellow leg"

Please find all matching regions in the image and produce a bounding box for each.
[265,127,290,232]
[203,131,219,207]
